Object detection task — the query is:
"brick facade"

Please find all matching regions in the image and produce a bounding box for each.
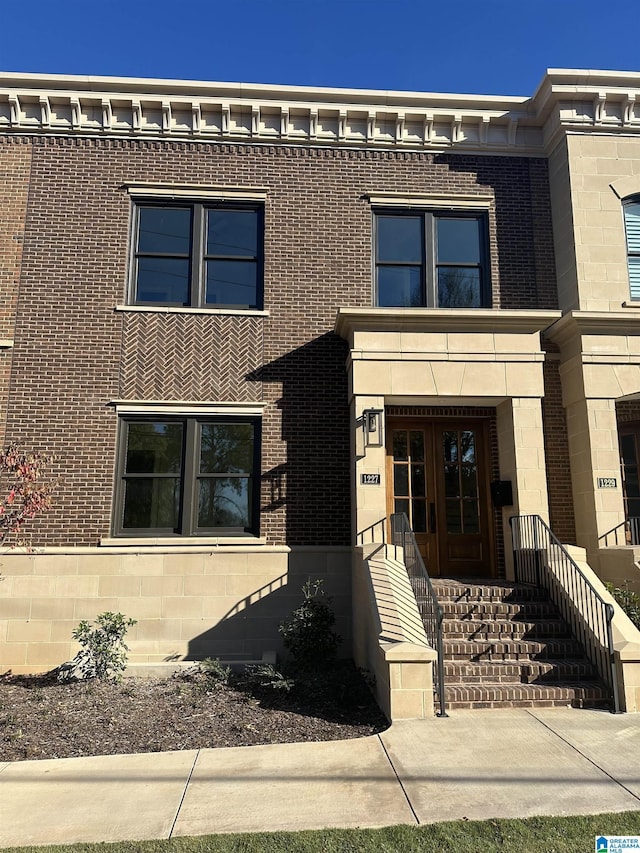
[9,71,640,681]
[542,356,576,544]
[3,136,556,548]
[0,138,32,445]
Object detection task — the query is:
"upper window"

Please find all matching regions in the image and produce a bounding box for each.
[623,198,640,300]
[131,202,263,309]
[114,417,260,537]
[374,211,489,308]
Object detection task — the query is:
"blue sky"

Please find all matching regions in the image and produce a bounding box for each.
[2,0,638,96]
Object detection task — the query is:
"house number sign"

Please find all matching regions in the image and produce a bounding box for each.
[361,473,381,485]
[597,477,617,488]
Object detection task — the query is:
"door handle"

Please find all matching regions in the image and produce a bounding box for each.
[430,502,436,533]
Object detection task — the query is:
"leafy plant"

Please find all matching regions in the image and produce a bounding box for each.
[59,612,136,682]
[279,579,341,672]
[606,582,640,629]
[0,445,54,548]
[358,667,376,691]
[244,663,295,693]
[199,657,232,685]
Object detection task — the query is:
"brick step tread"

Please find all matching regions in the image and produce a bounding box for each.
[434,593,552,606]
[431,583,549,604]
[442,619,570,636]
[443,675,603,685]
[445,697,612,710]
[444,682,610,702]
[443,660,598,680]
[443,631,572,642]
[443,639,584,659]
[430,581,549,603]
[440,602,559,617]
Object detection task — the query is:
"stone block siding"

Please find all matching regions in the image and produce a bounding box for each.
[2,136,556,546]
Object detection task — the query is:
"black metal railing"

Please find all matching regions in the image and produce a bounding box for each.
[510,514,620,713]
[599,517,640,547]
[391,512,447,717]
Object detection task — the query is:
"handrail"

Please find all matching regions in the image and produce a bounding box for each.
[390,512,447,717]
[599,517,640,547]
[510,514,621,713]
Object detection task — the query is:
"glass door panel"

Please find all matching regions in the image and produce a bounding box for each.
[434,422,492,577]
[388,418,493,577]
[390,428,428,532]
[441,429,481,535]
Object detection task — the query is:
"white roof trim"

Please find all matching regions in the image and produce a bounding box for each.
[3,70,640,156]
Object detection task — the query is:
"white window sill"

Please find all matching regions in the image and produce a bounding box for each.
[100,536,268,548]
[115,305,269,317]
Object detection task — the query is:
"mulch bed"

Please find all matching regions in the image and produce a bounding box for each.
[0,661,388,761]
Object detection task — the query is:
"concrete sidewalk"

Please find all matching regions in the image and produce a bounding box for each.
[2,708,640,847]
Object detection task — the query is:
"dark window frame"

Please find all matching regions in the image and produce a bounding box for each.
[373,208,490,308]
[113,416,261,537]
[130,200,264,309]
[623,197,640,301]
[619,422,640,525]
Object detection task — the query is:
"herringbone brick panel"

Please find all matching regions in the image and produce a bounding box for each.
[120,312,263,401]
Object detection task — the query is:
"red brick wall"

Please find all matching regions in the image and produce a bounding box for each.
[3,136,556,546]
[542,356,576,544]
[0,138,32,445]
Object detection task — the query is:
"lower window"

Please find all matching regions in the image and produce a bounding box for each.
[114,417,260,536]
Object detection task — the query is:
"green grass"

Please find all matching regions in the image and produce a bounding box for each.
[6,811,640,853]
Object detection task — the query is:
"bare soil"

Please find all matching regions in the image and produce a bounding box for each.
[0,662,388,762]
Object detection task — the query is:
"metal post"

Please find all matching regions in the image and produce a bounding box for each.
[606,604,622,714]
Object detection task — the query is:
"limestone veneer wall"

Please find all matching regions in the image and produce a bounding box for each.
[563,545,640,713]
[598,547,640,594]
[0,546,351,674]
[353,543,437,720]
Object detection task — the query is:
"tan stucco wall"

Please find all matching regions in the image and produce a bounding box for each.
[0,546,352,674]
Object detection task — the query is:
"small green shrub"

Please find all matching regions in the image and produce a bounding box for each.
[358,667,376,691]
[279,579,341,672]
[606,582,640,629]
[62,612,136,682]
[199,657,232,685]
[244,663,295,693]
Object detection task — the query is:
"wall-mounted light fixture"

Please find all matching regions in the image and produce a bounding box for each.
[362,408,384,447]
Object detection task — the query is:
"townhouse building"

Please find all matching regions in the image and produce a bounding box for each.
[1,68,640,713]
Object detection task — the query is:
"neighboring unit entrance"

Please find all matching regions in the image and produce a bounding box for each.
[386,418,494,577]
[618,423,640,544]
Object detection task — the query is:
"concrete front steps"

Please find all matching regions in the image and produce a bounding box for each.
[428,579,612,712]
